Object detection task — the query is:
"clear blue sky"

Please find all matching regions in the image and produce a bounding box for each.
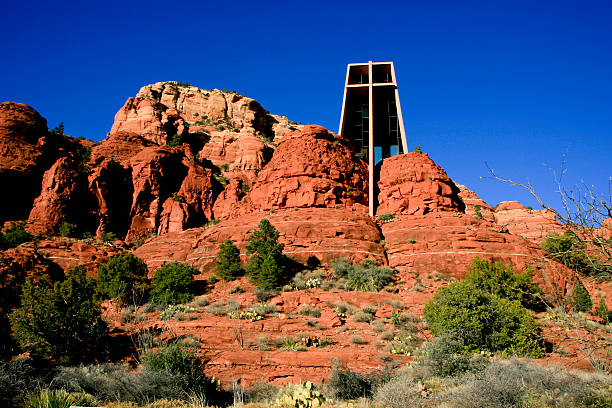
[2,0,611,211]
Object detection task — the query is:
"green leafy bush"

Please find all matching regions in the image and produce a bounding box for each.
[10,266,108,363]
[96,253,149,305]
[215,239,243,281]
[0,222,32,249]
[167,133,183,147]
[595,295,610,324]
[464,257,543,309]
[571,280,593,312]
[413,145,423,153]
[423,279,543,356]
[473,204,483,219]
[149,262,198,305]
[245,219,287,289]
[331,258,396,292]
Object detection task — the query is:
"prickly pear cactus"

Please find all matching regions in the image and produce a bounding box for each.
[276,381,325,408]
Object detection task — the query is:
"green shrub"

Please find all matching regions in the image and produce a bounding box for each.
[96,253,149,305]
[245,219,287,289]
[149,262,198,305]
[423,279,543,356]
[473,204,483,219]
[215,240,243,281]
[142,343,219,399]
[332,258,396,292]
[10,266,108,364]
[58,222,78,238]
[413,145,423,153]
[571,280,593,313]
[167,133,183,147]
[0,222,32,249]
[464,257,543,310]
[376,213,394,223]
[328,367,390,400]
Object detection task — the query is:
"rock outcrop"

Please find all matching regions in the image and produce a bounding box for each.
[135,207,385,274]
[494,201,564,242]
[376,152,464,216]
[244,126,368,213]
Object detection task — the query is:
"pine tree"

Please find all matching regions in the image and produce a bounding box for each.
[215,240,243,281]
[595,294,610,324]
[245,219,286,289]
[571,281,593,313]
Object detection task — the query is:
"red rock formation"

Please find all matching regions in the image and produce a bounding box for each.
[494,201,564,242]
[457,184,495,222]
[377,152,465,216]
[27,157,91,235]
[212,178,245,220]
[0,102,52,221]
[134,207,385,274]
[244,126,368,212]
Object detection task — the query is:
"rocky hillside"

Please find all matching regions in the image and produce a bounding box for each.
[2,83,608,384]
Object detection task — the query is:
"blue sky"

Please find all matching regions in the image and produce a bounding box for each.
[2,0,611,211]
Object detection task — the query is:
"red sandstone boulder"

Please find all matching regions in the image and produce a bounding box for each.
[377,152,465,216]
[244,126,368,212]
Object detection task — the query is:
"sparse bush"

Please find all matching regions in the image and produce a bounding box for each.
[52,363,201,404]
[10,266,108,364]
[249,303,277,315]
[473,204,483,219]
[150,262,198,305]
[0,221,32,249]
[571,280,593,313]
[413,145,423,153]
[299,305,321,318]
[328,367,387,400]
[377,213,394,223]
[418,334,488,377]
[541,231,611,278]
[334,301,354,315]
[215,240,243,281]
[331,258,396,292]
[59,222,78,238]
[255,287,275,302]
[245,219,287,289]
[353,311,373,323]
[0,357,52,407]
[204,301,226,316]
[448,358,612,408]
[141,343,219,401]
[424,279,543,356]
[350,335,367,345]
[97,253,149,305]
